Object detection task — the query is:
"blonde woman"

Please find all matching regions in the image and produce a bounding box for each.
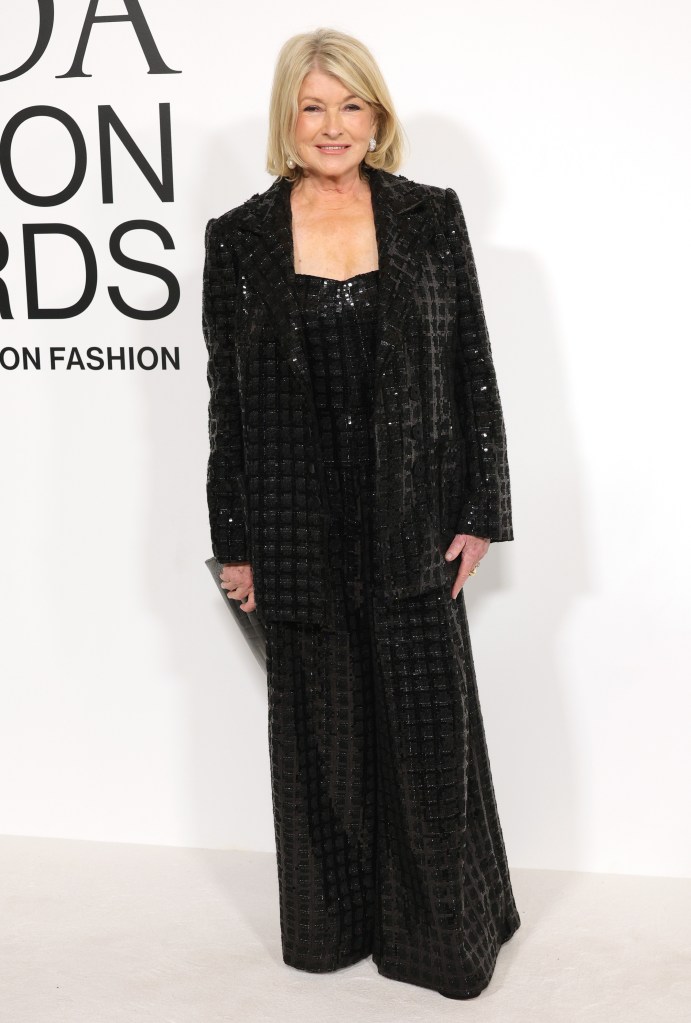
[202,27,520,999]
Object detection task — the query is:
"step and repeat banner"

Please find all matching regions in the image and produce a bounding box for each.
[1,2,689,877]
[2,2,182,371]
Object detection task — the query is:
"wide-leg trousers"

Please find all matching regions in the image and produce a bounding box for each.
[264,459,521,999]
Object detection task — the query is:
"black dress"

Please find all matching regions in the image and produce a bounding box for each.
[264,269,521,999]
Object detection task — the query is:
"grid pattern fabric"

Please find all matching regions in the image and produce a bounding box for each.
[264,263,520,998]
[267,587,521,998]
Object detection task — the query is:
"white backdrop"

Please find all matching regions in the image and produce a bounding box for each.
[1,1,689,877]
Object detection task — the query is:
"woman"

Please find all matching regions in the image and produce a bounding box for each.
[202,28,521,999]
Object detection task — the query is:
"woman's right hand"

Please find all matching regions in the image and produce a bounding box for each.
[219,563,256,613]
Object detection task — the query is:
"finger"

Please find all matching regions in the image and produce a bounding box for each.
[220,568,249,585]
[444,533,468,562]
[451,564,470,600]
[222,580,252,601]
[220,573,249,587]
[239,589,257,613]
[450,545,478,599]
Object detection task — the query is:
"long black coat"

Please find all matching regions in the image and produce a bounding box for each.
[202,162,514,628]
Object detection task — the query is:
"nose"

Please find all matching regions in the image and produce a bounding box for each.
[322,110,344,134]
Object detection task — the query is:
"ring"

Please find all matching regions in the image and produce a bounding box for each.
[469,564,479,575]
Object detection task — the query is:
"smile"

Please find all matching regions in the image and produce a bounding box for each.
[316,145,350,151]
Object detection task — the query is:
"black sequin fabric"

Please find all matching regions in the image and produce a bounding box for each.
[264,266,521,998]
[294,269,379,616]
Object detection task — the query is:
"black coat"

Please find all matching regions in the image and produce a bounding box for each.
[202,162,514,628]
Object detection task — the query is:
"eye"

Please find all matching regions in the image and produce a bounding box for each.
[301,103,363,112]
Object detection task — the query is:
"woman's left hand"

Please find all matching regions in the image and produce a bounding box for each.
[444,534,491,600]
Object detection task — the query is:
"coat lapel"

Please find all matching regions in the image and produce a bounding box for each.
[232,164,436,400]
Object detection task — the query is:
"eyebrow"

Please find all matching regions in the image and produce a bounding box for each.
[300,94,361,102]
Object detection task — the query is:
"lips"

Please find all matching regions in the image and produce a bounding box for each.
[316,145,350,151]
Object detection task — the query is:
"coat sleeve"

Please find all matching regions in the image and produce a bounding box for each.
[202,216,250,564]
[444,187,514,543]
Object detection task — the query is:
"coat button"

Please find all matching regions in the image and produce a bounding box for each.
[411,422,423,440]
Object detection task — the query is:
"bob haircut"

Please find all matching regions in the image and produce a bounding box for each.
[266,28,408,182]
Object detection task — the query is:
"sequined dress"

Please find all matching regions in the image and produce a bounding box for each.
[296,269,379,615]
[263,268,521,999]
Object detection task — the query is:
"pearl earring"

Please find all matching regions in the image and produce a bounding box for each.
[286,158,295,169]
[368,137,377,151]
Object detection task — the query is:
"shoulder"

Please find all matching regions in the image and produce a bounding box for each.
[216,180,277,224]
[374,167,445,198]
[205,177,281,239]
[376,168,459,219]
[387,170,446,197]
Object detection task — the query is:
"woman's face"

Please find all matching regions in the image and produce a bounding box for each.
[293,68,377,180]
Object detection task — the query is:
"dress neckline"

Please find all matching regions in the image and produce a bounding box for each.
[294,269,379,284]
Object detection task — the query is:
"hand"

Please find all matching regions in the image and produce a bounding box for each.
[444,534,491,600]
[219,562,257,614]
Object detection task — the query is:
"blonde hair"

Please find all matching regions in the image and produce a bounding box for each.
[266,28,408,181]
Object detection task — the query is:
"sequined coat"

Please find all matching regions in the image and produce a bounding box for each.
[202,162,513,627]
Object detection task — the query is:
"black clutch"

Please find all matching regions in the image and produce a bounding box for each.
[204,557,267,672]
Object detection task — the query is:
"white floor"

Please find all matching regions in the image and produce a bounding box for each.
[1,835,688,1022]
